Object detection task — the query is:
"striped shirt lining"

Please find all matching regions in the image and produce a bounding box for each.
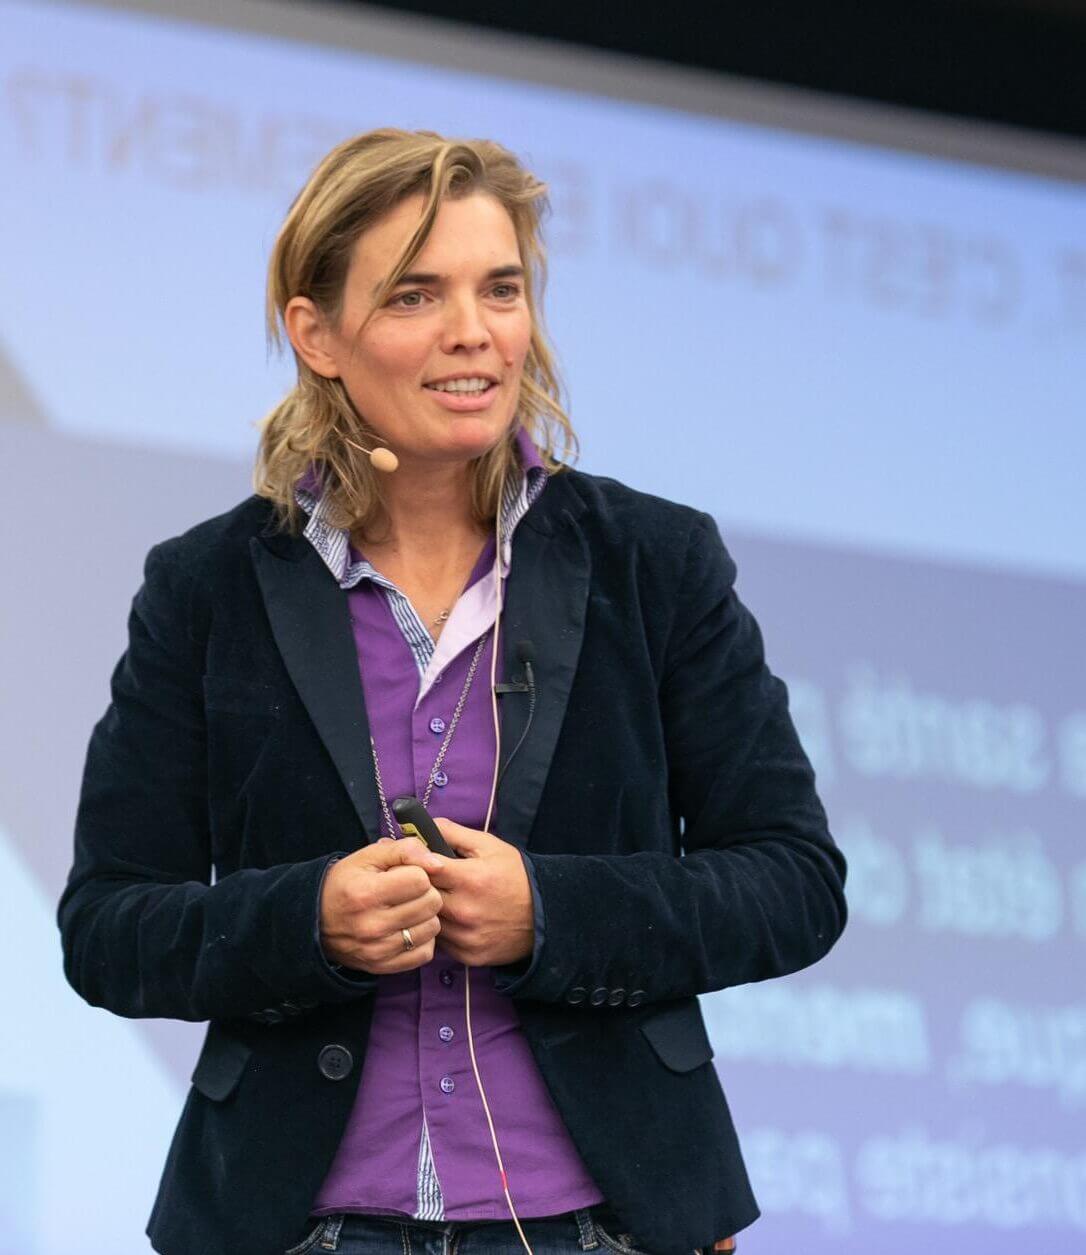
[295,460,546,678]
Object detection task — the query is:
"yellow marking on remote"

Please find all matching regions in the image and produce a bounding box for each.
[398,822,429,847]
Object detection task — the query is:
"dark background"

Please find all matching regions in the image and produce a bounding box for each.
[344,0,1086,143]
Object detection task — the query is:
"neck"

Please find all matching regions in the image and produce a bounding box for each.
[366,458,486,556]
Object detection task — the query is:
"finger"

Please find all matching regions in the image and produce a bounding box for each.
[339,910,441,973]
[379,886,444,932]
[371,916,441,973]
[369,868,444,908]
[367,934,439,976]
[390,836,446,872]
[324,858,423,928]
[386,914,441,954]
[349,836,439,873]
[434,916,468,947]
[433,818,490,857]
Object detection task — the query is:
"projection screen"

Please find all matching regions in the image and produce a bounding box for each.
[1,1,1083,1251]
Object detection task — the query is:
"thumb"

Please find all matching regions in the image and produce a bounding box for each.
[433,818,490,857]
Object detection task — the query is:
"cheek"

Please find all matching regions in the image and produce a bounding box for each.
[503,311,533,362]
[355,326,430,385]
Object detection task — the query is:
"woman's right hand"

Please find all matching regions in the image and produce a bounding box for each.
[319,838,444,974]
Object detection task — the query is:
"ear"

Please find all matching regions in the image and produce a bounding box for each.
[283,296,341,380]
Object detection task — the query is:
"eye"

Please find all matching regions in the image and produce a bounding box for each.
[389,290,428,309]
[490,282,522,300]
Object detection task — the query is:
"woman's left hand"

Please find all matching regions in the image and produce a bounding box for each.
[388,820,535,967]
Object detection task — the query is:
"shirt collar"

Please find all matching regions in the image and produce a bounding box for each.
[294,425,548,590]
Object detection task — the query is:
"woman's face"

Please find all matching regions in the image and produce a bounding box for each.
[297,192,533,470]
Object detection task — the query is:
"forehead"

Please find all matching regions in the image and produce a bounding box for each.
[350,191,521,280]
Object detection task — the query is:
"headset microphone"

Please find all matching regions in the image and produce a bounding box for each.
[339,429,400,472]
[366,445,399,473]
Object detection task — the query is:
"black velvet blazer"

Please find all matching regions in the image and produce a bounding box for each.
[58,468,847,1255]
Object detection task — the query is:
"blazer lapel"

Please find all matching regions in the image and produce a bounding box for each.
[251,535,384,844]
[496,487,591,850]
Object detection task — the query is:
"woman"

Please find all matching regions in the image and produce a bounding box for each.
[59,129,847,1255]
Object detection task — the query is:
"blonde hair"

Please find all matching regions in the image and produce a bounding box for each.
[255,127,577,537]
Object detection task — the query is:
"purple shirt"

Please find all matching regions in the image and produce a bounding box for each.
[306,431,605,1221]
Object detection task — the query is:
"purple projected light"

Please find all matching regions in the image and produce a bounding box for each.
[702,531,1086,1253]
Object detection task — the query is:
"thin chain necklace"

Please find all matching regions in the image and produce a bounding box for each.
[369,629,490,838]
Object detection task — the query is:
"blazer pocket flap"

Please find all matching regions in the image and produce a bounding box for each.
[639,999,715,1073]
[191,1027,252,1101]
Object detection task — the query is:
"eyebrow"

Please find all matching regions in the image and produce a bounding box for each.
[378,264,525,294]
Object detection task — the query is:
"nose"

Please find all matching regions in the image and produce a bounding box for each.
[440,295,490,353]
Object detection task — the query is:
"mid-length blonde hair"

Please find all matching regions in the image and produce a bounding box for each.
[255,128,577,537]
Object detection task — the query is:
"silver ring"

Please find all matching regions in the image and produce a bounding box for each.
[401,928,414,951]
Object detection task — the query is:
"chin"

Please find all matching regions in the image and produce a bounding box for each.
[443,418,514,458]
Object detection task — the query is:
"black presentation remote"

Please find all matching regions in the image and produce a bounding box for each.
[391,796,461,858]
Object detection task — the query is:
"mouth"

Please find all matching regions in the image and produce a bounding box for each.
[422,375,499,396]
[421,374,502,413]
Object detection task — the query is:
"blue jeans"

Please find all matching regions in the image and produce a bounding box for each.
[283,1204,678,1255]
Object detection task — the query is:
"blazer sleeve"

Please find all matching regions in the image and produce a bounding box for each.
[494,511,847,1005]
[57,540,376,1022]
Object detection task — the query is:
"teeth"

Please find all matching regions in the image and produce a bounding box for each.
[426,377,493,393]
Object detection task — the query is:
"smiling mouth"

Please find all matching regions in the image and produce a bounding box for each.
[423,377,498,395]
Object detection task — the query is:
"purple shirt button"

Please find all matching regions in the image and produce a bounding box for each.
[440,1076,456,1094]
[439,1025,455,1042]
[439,969,455,987]
[429,717,447,734]
[432,770,449,788]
